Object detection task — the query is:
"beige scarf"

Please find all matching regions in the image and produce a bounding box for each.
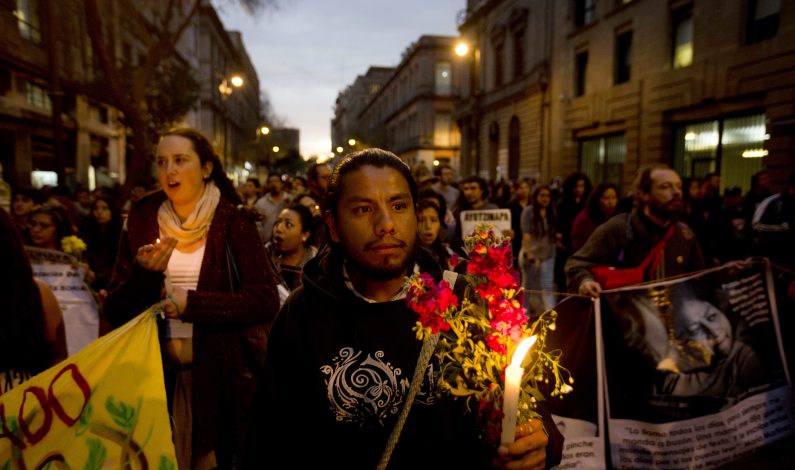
[158,181,221,249]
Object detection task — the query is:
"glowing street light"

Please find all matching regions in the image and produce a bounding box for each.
[348,138,357,146]
[272,146,280,153]
[230,74,244,87]
[455,42,470,57]
[433,159,440,166]
[260,126,270,135]
[336,146,344,153]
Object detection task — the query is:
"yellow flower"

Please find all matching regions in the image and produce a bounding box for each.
[61,235,87,257]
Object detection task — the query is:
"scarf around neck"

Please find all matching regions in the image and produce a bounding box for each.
[158,181,221,249]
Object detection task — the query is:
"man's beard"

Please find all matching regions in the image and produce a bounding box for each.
[648,199,683,221]
[347,240,418,281]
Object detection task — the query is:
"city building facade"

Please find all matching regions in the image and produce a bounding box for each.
[548,0,795,193]
[355,35,462,172]
[331,66,394,156]
[455,0,553,183]
[0,0,126,189]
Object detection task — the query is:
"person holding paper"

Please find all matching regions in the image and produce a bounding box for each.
[245,149,562,469]
[104,127,279,469]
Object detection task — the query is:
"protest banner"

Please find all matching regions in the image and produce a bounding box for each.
[0,308,176,468]
[547,295,607,470]
[599,259,793,469]
[27,247,99,356]
[460,209,511,238]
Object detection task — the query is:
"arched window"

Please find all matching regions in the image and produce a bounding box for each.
[488,121,500,181]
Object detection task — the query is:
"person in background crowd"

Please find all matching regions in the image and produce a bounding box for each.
[295,192,322,218]
[267,203,318,290]
[122,180,150,214]
[431,163,460,212]
[0,208,66,391]
[74,186,93,219]
[554,172,592,295]
[81,195,124,292]
[255,173,290,244]
[742,170,773,221]
[291,176,308,196]
[416,197,452,270]
[507,178,533,262]
[520,185,558,315]
[566,164,704,297]
[104,127,279,469]
[719,186,750,262]
[245,148,562,469]
[241,177,261,206]
[27,203,74,251]
[751,170,795,269]
[11,186,43,240]
[492,180,513,208]
[452,175,498,254]
[307,162,331,211]
[570,182,619,252]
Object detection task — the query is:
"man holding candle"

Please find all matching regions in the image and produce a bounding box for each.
[245,149,562,469]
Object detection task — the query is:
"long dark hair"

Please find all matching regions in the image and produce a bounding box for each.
[416,198,449,268]
[285,203,318,248]
[83,195,123,243]
[586,182,619,223]
[529,185,556,240]
[161,127,242,205]
[560,172,593,205]
[0,209,51,372]
[28,203,74,248]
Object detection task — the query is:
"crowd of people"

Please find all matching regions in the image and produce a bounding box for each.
[3,123,794,468]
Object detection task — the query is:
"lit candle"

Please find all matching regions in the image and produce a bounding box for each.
[156,238,161,244]
[501,335,537,445]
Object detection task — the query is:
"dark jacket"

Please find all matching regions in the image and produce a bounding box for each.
[105,191,279,464]
[245,247,563,469]
[565,209,705,292]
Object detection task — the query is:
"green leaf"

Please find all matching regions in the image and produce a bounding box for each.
[84,438,107,470]
[1,460,11,470]
[105,396,135,431]
[157,456,176,470]
[75,402,93,437]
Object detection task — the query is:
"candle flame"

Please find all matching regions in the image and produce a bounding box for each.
[510,336,537,368]
[156,238,161,244]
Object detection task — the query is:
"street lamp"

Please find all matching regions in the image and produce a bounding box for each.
[348,138,357,146]
[336,146,344,154]
[455,41,470,57]
[218,74,244,96]
[260,126,270,135]
[272,146,280,153]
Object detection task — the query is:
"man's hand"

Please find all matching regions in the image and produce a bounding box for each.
[136,237,177,272]
[493,419,548,470]
[578,279,601,298]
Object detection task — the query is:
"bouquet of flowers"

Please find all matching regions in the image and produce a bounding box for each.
[61,235,87,258]
[406,224,572,445]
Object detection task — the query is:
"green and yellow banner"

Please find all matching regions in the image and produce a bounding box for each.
[0,309,176,469]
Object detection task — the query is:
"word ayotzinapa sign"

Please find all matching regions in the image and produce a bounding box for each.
[0,309,176,469]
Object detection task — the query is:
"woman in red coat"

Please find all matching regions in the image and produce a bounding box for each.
[571,182,620,252]
[105,127,279,469]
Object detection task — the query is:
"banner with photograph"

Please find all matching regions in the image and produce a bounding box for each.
[547,295,607,469]
[599,259,793,469]
[27,247,99,356]
[460,209,511,238]
[0,309,176,468]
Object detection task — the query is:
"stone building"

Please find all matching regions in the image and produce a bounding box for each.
[453,0,795,192]
[331,66,394,156]
[455,0,553,182]
[356,35,462,172]
[548,0,795,193]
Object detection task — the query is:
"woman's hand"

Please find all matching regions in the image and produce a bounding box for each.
[161,287,188,319]
[493,419,548,470]
[136,237,177,272]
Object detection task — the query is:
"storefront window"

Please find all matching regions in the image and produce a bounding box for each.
[580,134,626,187]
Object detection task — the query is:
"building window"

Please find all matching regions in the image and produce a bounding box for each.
[14,0,41,44]
[747,0,780,43]
[580,134,626,187]
[508,117,520,181]
[575,51,588,97]
[26,81,51,110]
[435,62,451,96]
[494,41,504,87]
[615,31,632,84]
[673,113,766,193]
[575,0,595,27]
[672,6,693,69]
[513,29,525,79]
[434,113,452,147]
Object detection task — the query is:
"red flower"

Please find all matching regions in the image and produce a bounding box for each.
[406,273,457,334]
[485,332,507,354]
